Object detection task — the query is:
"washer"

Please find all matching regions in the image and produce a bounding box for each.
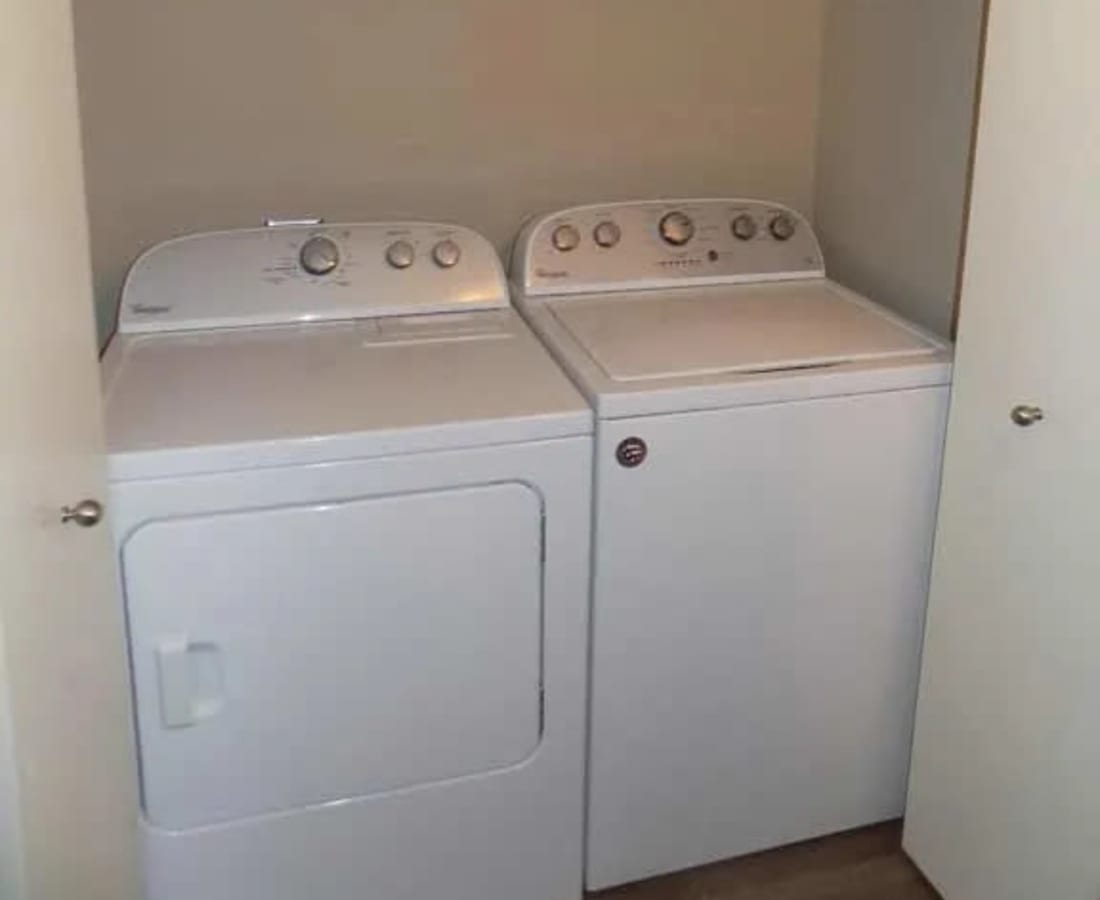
[512,199,953,889]
[102,221,592,900]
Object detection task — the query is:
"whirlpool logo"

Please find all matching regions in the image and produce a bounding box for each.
[129,303,173,315]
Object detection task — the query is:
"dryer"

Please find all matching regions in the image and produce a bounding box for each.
[512,200,953,889]
[102,221,592,900]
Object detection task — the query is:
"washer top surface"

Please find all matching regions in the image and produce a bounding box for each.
[551,280,936,382]
[104,221,590,480]
[512,199,953,418]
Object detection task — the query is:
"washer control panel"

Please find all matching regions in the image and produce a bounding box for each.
[120,221,507,333]
[514,199,825,297]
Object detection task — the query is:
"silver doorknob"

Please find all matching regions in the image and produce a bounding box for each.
[1011,405,1045,427]
[61,499,104,527]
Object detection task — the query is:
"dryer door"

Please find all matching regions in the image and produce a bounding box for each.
[122,482,544,830]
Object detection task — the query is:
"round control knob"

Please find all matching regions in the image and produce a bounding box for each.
[659,211,695,247]
[731,214,758,241]
[432,239,462,268]
[593,220,622,249]
[769,214,797,242]
[299,235,340,276]
[385,240,416,269]
[552,224,581,252]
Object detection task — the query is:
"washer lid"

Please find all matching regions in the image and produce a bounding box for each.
[550,280,939,382]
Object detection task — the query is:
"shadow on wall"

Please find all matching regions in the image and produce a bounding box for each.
[814,0,986,338]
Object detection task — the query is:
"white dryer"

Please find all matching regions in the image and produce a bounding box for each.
[512,200,953,889]
[102,221,592,900]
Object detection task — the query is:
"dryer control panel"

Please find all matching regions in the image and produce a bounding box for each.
[120,221,508,333]
[513,199,825,297]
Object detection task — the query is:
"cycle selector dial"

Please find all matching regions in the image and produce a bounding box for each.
[552,224,581,252]
[731,214,758,241]
[769,214,797,242]
[299,235,340,276]
[593,220,622,248]
[385,240,416,269]
[659,211,695,246]
[432,239,462,268]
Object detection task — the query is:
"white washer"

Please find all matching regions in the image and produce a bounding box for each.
[512,199,953,889]
[102,221,592,900]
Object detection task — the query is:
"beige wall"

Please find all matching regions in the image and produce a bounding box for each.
[74,0,826,342]
[815,0,986,337]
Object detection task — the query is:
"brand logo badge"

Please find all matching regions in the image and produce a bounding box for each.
[616,437,648,469]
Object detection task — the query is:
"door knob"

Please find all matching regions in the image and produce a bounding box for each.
[1011,405,1045,427]
[60,499,104,527]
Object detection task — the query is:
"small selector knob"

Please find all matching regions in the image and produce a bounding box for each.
[299,235,340,276]
[385,240,416,269]
[552,224,581,252]
[432,239,462,268]
[659,211,695,246]
[593,220,622,248]
[731,214,758,241]
[769,214,797,242]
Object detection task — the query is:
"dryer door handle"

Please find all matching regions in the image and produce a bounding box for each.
[156,637,225,729]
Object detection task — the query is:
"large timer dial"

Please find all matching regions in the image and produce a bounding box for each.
[299,235,340,276]
[659,211,695,246]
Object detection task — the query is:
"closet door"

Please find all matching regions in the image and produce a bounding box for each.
[904,5,1100,899]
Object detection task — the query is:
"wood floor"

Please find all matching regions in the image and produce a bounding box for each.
[590,823,941,900]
